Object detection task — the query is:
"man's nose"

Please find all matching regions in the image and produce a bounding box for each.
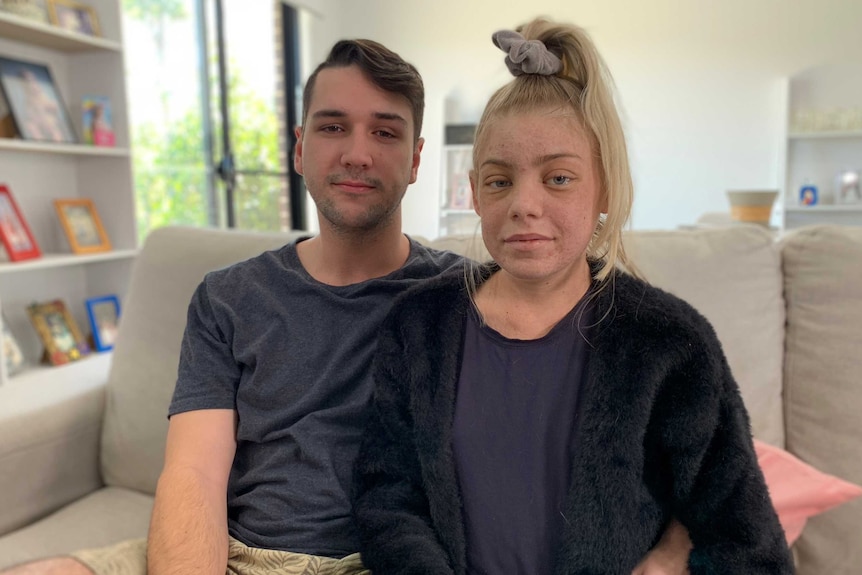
[341,133,373,169]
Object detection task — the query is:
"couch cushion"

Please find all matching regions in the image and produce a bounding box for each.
[0,487,153,569]
[100,226,303,495]
[781,225,862,575]
[623,226,785,446]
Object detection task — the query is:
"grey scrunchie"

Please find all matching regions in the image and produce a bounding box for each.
[492,30,563,76]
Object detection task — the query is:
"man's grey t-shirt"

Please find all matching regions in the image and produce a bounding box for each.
[169,237,462,557]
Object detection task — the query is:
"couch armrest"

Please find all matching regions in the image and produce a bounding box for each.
[0,354,109,536]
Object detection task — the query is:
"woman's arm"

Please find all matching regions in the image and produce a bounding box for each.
[653,330,793,574]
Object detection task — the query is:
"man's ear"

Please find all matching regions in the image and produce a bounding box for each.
[293,125,304,175]
[470,170,480,217]
[409,137,424,184]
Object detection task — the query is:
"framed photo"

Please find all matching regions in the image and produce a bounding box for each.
[0,0,49,23]
[2,312,27,376]
[0,184,41,262]
[82,96,114,146]
[26,299,89,365]
[0,56,77,144]
[54,198,111,254]
[47,0,100,36]
[85,294,120,352]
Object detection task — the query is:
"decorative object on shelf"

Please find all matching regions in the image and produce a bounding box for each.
[0,0,49,23]
[2,312,27,376]
[26,299,89,365]
[47,0,99,36]
[0,56,77,144]
[53,197,111,253]
[799,183,819,206]
[790,106,862,134]
[81,96,114,146]
[0,184,41,262]
[85,294,119,352]
[835,169,862,204]
[726,189,777,226]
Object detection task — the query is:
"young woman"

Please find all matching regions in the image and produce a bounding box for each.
[353,18,793,575]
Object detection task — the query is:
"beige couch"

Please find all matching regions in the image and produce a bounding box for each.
[0,224,859,573]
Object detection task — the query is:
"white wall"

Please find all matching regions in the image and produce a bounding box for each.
[300,0,862,237]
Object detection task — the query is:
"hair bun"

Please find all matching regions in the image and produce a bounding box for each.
[492,30,563,77]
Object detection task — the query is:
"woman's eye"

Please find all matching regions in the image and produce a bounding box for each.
[487,179,510,189]
[549,175,571,185]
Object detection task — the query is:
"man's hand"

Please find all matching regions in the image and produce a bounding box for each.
[631,519,692,575]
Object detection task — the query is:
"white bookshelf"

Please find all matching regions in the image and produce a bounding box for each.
[781,64,862,229]
[0,0,135,386]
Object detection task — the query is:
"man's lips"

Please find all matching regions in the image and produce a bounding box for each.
[333,180,375,193]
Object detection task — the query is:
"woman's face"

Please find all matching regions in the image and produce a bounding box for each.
[471,108,606,287]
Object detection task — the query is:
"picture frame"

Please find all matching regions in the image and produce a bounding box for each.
[47,0,100,36]
[53,198,111,254]
[85,294,120,352]
[0,184,41,262]
[82,95,115,146]
[26,299,89,365]
[0,56,77,144]
[2,312,27,376]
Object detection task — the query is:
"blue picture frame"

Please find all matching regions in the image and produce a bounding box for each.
[85,294,120,352]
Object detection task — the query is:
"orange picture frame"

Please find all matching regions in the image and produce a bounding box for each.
[0,184,41,262]
[53,198,111,254]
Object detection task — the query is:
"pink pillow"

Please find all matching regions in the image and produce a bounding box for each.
[754,439,862,544]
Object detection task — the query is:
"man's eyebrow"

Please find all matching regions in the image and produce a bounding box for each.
[311,109,346,120]
[373,112,407,126]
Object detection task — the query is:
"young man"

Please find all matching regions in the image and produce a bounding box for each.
[3,38,692,575]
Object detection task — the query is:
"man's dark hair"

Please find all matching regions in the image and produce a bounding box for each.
[301,39,424,142]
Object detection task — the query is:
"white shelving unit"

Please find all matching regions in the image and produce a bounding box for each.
[0,1,135,385]
[439,141,479,237]
[781,65,862,229]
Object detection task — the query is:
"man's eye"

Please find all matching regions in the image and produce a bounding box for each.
[321,125,343,133]
[487,179,510,189]
[375,130,396,138]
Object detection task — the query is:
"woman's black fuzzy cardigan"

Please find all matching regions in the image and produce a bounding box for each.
[353,266,793,574]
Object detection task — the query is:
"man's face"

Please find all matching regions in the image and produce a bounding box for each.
[294,65,423,234]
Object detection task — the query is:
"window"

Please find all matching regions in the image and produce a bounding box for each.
[122,0,303,243]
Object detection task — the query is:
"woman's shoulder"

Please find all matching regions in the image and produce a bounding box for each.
[594,270,720,349]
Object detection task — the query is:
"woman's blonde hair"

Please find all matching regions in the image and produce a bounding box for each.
[472,18,635,282]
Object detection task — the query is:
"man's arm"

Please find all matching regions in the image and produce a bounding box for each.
[631,519,692,575]
[147,409,237,575]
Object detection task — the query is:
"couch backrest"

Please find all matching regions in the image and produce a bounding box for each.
[426,225,787,447]
[100,226,304,494]
[780,225,862,574]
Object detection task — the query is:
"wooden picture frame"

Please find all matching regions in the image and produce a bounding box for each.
[47,0,100,36]
[54,198,111,253]
[0,56,77,144]
[26,299,89,365]
[85,294,120,352]
[0,184,41,262]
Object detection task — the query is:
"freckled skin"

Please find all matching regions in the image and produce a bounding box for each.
[470,109,606,295]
